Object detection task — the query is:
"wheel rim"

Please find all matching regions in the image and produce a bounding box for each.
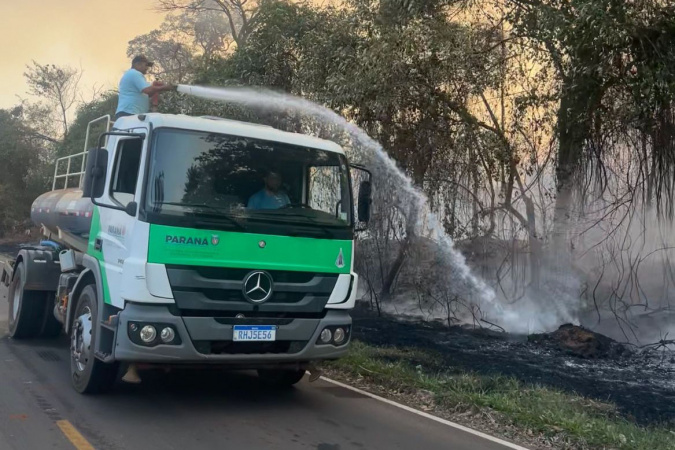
[71,306,93,373]
[11,285,20,321]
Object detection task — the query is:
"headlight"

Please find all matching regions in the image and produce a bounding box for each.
[320,328,333,344]
[333,327,346,344]
[139,325,157,343]
[160,327,176,343]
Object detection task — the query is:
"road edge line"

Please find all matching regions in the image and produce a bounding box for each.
[320,376,531,450]
[56,420,96,450]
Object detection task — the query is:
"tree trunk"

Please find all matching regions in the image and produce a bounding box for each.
[553,78,602,252]
[380,147,430,301]
[547,79,601,316]
[556,89,590,189]
[522,192,541,289]
[380,203,419,301]
[379,238,410,301]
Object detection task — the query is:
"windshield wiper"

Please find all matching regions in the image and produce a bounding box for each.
[251,211,338,238]
[156,202,245,231]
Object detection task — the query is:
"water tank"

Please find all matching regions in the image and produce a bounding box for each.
[31,189,93,239]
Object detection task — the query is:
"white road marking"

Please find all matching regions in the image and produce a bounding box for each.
[320,376,531,450]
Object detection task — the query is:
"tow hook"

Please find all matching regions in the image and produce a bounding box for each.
[307,364,322,382]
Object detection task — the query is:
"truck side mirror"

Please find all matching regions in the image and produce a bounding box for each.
[357,180,372,223]
[82,147,108,199]
[125,201,138,217]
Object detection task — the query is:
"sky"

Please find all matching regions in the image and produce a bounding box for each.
[0,0,165,108]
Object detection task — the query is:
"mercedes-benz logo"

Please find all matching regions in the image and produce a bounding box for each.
[242,271,274,304]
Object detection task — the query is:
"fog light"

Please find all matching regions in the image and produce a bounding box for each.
[140,325,157,343]
[160,327,175,343]
[333,327,346,344]
[320,328,332,344]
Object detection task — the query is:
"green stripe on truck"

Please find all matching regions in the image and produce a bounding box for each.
[147,224,352,274]
[87,207,112,304]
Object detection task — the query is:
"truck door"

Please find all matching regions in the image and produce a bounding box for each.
[92,136,144,308]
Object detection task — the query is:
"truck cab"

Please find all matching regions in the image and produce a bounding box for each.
[2,113,372,393]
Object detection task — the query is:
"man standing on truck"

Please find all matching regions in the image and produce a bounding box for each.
[247,170,291,209]
[115,55,176,120]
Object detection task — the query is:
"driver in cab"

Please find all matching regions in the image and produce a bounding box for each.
[247,170,291,210]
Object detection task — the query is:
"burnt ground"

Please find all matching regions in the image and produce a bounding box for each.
[350,302,675,426]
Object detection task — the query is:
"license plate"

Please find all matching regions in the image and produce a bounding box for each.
[233,325,276,342]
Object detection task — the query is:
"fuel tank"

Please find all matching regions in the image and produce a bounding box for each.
[31,189,94,238]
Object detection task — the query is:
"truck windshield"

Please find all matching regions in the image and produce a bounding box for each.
[144,128,353,236]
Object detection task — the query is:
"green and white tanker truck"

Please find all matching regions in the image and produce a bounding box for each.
[1,113,371,393]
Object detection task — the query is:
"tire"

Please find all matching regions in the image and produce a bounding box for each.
[70,285,118,394]
[39,293,62,338]
[8,263,45,339]
[257,369,306,387]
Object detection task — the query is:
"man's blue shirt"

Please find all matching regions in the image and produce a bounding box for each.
[116,68,151,115]
[247,190,290,209]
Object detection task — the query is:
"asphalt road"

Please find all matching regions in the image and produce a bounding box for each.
[0,254,523,450]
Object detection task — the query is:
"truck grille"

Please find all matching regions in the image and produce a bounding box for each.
[192,288,306,304]
[179,266,317,284]
[165,265,339,315]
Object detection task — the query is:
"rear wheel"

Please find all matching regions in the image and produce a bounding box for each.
[70,285,118,394]
[257,368,306,387]
[8,263,44,339]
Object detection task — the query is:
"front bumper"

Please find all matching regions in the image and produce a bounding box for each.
[114,303,352,367]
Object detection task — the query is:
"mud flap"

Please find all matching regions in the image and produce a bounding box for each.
[1,260,15,287]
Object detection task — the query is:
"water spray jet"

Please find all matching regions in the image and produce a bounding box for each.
[176,84,503,317]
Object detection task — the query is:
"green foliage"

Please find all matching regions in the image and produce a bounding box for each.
[23,61,82,137]
[127,13,204,84]
[204,0,501,185]
[505,0,675,190]
[0,109,51,236]
[157,0,258,48]
[58,92,118,159]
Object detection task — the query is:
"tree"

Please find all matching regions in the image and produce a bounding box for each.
[396,0,675,197]
[380,0,675,317]
[134,0,675,326]
[11,102,61,146]
[129,7,240,85]
[157,0,259,49]
[128,28,196,84]
[59,92,118,160]
[207,0,505,299]
[23,61,83,137]
[0,109,51,236]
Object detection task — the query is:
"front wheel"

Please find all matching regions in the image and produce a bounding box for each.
[257,368,306,387]
[70,285,118,394]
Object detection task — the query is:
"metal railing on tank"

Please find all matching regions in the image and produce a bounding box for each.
[52,115,111,190]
